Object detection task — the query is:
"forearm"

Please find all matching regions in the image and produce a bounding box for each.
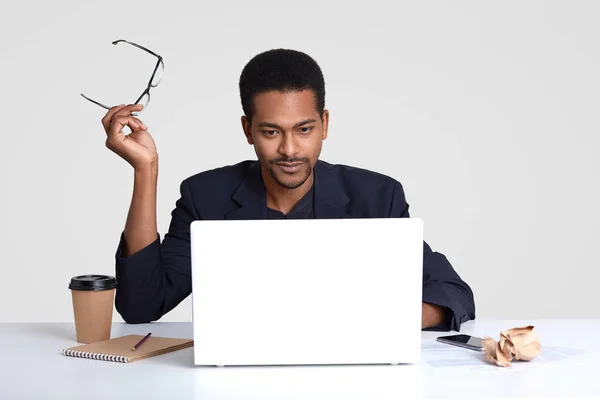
[116,178,197,323]
[123,162,159,256]
[422,302,447,329]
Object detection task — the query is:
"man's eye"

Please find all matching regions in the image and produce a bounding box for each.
[299,127,313,134]
[263,130,277,136]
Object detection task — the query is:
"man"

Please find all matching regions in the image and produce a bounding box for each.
[103,49,475,331]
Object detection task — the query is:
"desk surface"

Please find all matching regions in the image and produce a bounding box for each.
[1,319,598,399]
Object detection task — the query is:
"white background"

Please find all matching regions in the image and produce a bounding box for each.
[1,1,598,322]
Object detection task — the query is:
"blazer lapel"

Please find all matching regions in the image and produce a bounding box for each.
[225,160,352,220]
[225,162,268,220]
[313,160,352,219]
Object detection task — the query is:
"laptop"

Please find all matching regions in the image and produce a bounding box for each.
[190,217,423,366]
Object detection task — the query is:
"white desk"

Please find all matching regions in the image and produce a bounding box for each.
[1,320,598,399]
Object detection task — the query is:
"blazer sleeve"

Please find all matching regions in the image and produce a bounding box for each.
[114,179,198,323]
[389,182,476,331]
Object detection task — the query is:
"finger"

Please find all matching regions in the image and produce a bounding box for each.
[128,103,145,115]
[108,116,143,138]
[138,119,148,131]
[117,115,147,131]
[101,104,127,134]
[102,104,145,135]
[110,104,145,123]
[115,103,144,116]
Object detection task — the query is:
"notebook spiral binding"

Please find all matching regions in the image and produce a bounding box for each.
[62,349,129,363]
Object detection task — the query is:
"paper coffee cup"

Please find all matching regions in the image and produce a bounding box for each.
[69,275,117,344]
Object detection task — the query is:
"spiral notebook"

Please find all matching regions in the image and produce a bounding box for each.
[62,335,194,363]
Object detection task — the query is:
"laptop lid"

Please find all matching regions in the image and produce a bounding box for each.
[190,217,423,366]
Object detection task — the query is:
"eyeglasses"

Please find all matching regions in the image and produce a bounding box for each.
[81,40,164,116]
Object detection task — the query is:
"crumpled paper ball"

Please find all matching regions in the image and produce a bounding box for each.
[483,325,542,367]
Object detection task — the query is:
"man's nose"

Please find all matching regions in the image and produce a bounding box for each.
[279,133,299,157]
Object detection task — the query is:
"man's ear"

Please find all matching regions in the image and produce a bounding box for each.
[321,109,329,140]
[241,115,253,145]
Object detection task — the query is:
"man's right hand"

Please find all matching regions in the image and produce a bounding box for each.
[102,104,158,170]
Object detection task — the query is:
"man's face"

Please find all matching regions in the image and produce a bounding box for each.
[241,89,329,189]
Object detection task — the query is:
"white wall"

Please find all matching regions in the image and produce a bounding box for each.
[1,0,598,322]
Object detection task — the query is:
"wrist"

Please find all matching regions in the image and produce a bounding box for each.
[134,160,158,176]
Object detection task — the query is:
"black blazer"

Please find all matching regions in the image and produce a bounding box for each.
[115,160,475,330]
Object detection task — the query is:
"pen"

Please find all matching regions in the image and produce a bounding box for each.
[131,332,152,351]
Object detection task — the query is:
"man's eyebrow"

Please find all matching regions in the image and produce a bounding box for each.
[258,119,317,130]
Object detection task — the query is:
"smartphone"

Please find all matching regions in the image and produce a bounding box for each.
[436,334,484,351]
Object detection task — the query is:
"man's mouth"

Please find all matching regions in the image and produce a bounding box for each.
[276,162,305,172]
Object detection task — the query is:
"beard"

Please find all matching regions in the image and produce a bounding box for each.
[267,157,313,189]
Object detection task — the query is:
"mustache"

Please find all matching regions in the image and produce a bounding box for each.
[270,157,310,165]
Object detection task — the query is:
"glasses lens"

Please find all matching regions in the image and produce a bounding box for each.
[132,92,150,116]
[151,60,164,87]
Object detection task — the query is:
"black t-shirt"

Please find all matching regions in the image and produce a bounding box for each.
[266,184,314,219]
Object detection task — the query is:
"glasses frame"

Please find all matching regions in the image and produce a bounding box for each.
[81,39,164,114]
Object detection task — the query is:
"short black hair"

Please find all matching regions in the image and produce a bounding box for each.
[239,48,325,121]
